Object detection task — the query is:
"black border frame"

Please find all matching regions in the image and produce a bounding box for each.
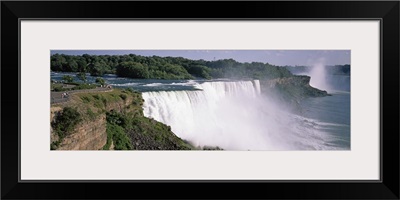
[2,1,399,199]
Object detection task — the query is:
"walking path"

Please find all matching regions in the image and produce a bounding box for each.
[51,87,112,104]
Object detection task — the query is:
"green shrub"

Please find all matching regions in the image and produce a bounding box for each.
[86,108,96,120]
[119,94,127,101]
[53,87,67,92]
[67,82,80,86]
[106,110,132,130]
[124,88,134,93]
[81,96,91,103]
[95,77,105,86]
[62,75,74,83]
[51,141,61,150]
[92,94,100,100]
[102,127,113,150]
[51,83,70,92]
[90,94,109,108]
[93,101,104,109]
[72,83,96,90]
[51,107,82,149]
[106,123,132,150]
[102,97,107,106]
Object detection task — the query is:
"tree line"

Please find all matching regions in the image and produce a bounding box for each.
[51,53,293,80]
[285,64,351,75]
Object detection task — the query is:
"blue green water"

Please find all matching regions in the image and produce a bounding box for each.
[298,91,350,149]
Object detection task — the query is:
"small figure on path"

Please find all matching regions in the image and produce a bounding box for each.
[61,92,68,99]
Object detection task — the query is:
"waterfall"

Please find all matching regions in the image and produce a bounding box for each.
[141,79,345,150]
[142,80,280,150]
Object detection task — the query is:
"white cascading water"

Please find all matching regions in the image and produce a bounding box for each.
[308,63,329,91]
[143,80,278,150]
[142,80,332,150]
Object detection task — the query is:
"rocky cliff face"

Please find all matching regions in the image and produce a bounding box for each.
[50,90,140,150]
[50,107,62,144]
[265,75,311,87]
[260,75,329,108]
[59,115,106,150]
[51,107,107,150]
[50,89,189,150]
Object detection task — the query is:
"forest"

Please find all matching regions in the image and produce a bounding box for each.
[50,53,293,80]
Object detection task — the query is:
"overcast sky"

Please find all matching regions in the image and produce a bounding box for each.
[51,50,350,66]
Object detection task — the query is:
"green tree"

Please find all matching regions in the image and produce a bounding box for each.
[51,54,67,71]
[77,72,87,83]
[187,65,212,79]
[116,61,149,79]
[51,53,295,80]
[106,123,132,150]
[77,59,88,72]
[89,61,107,76]
[52,107,82,139]
[62,75,74,83]
[67,59,79,72]
[95,77,105,86]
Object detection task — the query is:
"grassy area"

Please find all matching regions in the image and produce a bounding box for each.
[75,89,143,113]
[104,109,193,150]
[52,88,194,150]
[128,116,194,150]
[51,82,97,92]
[104,122,132,150]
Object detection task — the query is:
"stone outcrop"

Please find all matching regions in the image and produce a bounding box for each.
[51,107,107,150]
[58,115,107,150]
[50,90,144,150]
[260,75,329,108]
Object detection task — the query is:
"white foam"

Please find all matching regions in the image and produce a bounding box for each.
[111,82,139,86]
[143,83,163,87]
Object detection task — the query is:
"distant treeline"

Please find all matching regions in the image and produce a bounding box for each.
[51,54,293,80]
[285,64,351,75]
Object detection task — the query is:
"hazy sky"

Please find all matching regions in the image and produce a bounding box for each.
[51,50,350,66]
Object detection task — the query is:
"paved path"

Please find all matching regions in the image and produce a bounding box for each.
[51,87,112,104]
